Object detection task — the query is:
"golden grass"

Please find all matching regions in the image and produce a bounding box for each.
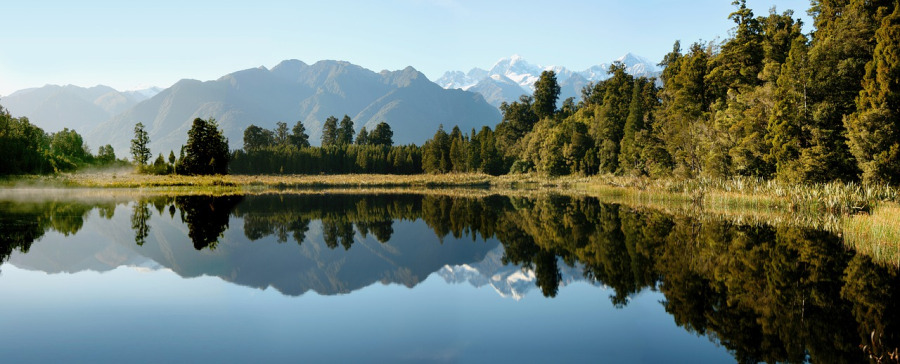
[842,203,900,266]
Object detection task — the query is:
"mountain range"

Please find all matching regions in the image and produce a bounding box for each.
[1,85,161,134]
[3,61,500,158]
[1,54,659,158]
[435,53,661,108]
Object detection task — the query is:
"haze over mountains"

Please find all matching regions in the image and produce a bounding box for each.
[1,53,659,158]
[436,53,661,108]
[2,85,161,134]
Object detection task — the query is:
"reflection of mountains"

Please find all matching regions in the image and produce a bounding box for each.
[438,244,590,300]
[138,217,499,296]
[7,192,900,363]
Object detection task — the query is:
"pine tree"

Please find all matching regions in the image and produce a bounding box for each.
[290,120,310,148]
[131,122,151,167]
[369,122,394,147]
[845,4,900,183]
[533,70,561,119]
[356,127,369,145]
[619,80,646,174]
[337,115,354,146]
[321,116,338,147]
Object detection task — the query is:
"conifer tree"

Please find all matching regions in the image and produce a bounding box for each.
[356,127,369,145]
[290,120,310,148]
[337,115,354,146]
[845,4,900,183]
[131,122,151,167]
[533,70,561,119]
[321,116,338,147]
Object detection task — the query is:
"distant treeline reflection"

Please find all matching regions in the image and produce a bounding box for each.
[1,193,899,362]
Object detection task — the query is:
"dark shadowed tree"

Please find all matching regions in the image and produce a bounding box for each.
[321,116,338,147]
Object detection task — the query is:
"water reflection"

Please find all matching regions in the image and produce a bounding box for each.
[0,193,898,362]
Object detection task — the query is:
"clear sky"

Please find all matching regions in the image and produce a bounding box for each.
[0,0,813,97]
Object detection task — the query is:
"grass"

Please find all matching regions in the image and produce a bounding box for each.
[4,170,900,266]
[842,203,900,266]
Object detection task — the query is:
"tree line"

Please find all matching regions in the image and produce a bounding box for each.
[421,0,900,185]
[230,115,423,174]
[0,105,123,175]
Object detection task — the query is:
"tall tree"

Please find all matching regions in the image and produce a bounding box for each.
[337,115,354,146]
[369,122,394,147]
[274,122,290,147]
[321,116,338,147]
[243,124,273,151]
[845,3,900,183]
[533,70,561,119]
[290,120,310,148]
[131,122,151,167]
[355,127,370,145]
[182,118,229,175]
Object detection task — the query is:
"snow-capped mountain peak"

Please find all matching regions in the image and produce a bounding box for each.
[435,53,662,108]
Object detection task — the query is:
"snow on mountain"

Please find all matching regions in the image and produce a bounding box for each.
[437,244,593,300]
[436,53,661,107]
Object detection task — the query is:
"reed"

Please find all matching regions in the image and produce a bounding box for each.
[842,203,900,266]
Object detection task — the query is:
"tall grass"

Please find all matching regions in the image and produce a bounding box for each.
[842,203,900,266]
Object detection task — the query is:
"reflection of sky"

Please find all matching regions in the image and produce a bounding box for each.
[0,202,733,363]
[0,264,732,363]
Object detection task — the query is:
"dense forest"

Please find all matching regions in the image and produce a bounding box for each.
[419,0,900,184]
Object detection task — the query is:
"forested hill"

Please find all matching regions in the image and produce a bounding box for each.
[85,60,500,158]
[421,0,900,185]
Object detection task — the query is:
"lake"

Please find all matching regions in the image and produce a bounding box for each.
[0,192,897,363]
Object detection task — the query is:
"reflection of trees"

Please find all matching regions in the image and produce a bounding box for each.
[175,195,243,250]
[3,192,900,362]
[232,194,412,248]
[131,202,151,246]
[0,200,97,264]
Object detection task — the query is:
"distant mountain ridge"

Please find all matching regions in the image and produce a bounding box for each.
[435,53,661,107]
[85,60,500,157]
[1,85,161,134]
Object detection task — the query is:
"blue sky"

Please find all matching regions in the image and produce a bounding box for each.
[0,0,812,96]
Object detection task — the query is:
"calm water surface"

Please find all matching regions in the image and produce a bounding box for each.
[0,193,897,363]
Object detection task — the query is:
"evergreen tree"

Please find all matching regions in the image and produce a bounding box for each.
[243,124,273,151]
[805,0,890,180]
[497,95,539,156]
[337,115,354,146]
[290,120,310,148]
[274,122,290,147]
[467,128,482,171]
[182,118,229,175]
[321,116,338,147]
[619,79,647,174]
[131,122,151,167]
[369,122,394,147]
[593,63,634,173]
[356,127,370,145]
[768,35,812,182]
[845,3,900,183]
[533,70,561,119]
